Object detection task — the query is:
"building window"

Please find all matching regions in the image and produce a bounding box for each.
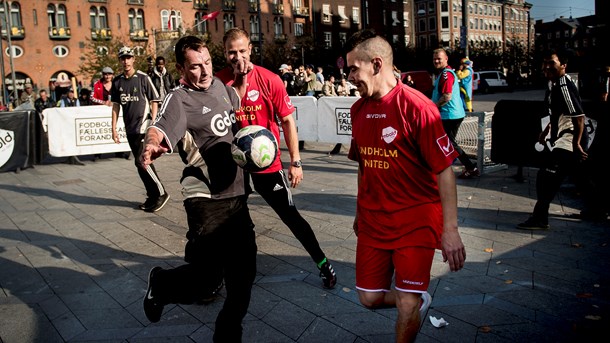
[322,4,331,23]
[339,32,346,46]
[33,9,37,26]
[223,13,235,32]
[338,5,348,23]
[2,2,23,28]
[391,11,400,26]
[52,45,68,57]
[441,0,448,12]
[441,16,448,29]
[324,31,331,48]
[5,45,23,58]
[428,17,436,31]
[249,15,259,36]
[273,17,283,36]
[404,11,409,28]
[392,34,399,44]
[47,4,66,28]
[133,46,145,56]
[161,9,182,31]
[96,46,109,55]
[418,18,426,32]
[294,22,303,36]
[353,7,359,24]
[428,1,435,14]
[90,6,108,30]
[128,8,145,31]
[195,12,208,33]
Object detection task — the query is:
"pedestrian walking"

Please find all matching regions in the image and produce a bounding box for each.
[517,48,588,230]
[148,56,175,101]
[432,48,480,179]
[111,46,169,212]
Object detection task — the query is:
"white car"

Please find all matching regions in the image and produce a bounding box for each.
[473,71,510,93]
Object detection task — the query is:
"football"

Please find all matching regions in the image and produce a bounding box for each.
[231,125,278,172]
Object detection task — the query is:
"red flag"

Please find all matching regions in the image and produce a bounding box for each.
[202,10,221,22]
[167,17,172,30]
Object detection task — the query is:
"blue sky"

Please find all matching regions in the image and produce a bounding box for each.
[528,0,595,21]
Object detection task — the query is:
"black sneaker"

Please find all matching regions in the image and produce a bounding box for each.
[144,193,170,213]
[139,198,155,210]
[319,261,337,289]
[516,217,549,230]
[198,281,224,305]
[143,266,164,323]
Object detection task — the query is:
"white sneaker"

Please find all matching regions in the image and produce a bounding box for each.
[419,291,432,324]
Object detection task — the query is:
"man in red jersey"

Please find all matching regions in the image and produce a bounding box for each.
[345,29,466,342]
[216,28,337,289]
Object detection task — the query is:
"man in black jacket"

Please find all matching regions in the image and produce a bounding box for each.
[148,56,175,101]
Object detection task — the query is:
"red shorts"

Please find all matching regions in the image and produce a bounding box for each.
[356,242,435,293]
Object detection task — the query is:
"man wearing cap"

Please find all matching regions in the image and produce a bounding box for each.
[59,87,80,107]
[279,63,296,96]
[20,83,36,107]
[457,57,474,112]
[93,66,114,106]
[111,46,169,212]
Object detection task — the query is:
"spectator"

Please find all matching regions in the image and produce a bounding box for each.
[293,65,307,95]
[316,66,325,84]
[279,63,296,96]
[405,74,416,88]
[92,66,114,106]
[304,64,318,96]
[517,49,588,230]
[432,48,479,179]
[111,46,169,213]
[345,30,465,343]
[457,58,474,112]
[322,75,337,96]
[79,88,93,106]
[34,89,54,119]
[336,78,350,96]
[148,55,175,101]
[20,83,36,107]
[59,88,80,107]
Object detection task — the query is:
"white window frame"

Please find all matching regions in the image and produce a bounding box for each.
[322,4,331,23]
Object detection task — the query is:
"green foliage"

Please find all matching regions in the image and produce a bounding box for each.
[78,35,153,85]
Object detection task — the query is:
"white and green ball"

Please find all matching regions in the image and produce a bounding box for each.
[232,125,278,172]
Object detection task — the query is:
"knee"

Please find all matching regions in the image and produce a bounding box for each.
[358,291,386,309]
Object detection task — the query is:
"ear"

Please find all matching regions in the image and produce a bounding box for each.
[372,57,382,74]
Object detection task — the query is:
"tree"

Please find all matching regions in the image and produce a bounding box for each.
[78,35,153,86]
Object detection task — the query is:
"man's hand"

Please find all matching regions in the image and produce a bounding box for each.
[441,229,466,272]
[287,165,303,188]
[112,131,120,144]
[140,143,168,167]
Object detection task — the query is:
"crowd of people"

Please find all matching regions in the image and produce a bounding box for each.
[277,62,359,98]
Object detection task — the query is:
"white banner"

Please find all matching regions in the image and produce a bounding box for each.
[44,106,131,157]
[288,96,358,144]
[289,96,317,141]
[316,97,357,144]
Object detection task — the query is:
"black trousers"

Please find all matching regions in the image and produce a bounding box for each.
[126,133,165,199]
[532,148,580,223]
[155,195,257,343]
[250,170,326,264]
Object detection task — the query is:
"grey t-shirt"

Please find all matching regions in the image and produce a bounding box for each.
[152,78,244,199]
